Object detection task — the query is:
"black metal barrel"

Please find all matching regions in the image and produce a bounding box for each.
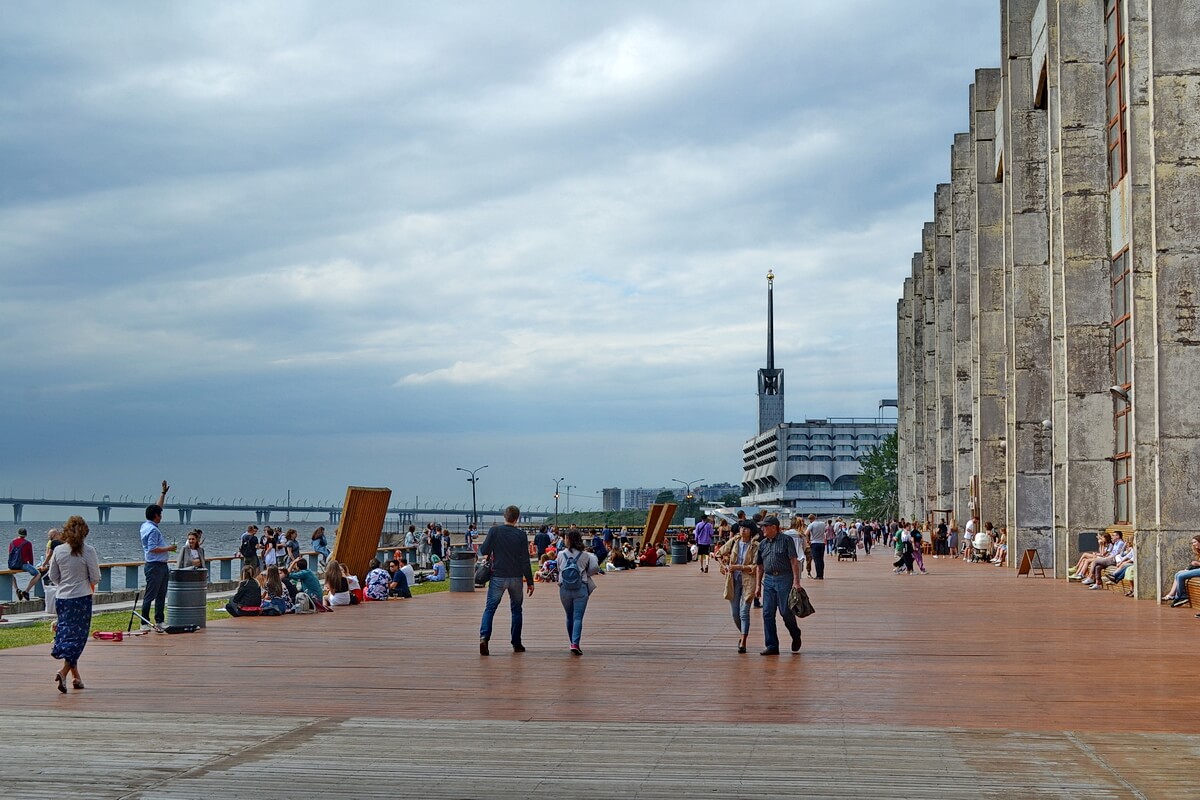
[167,569,208,628]
[670,540,689,565]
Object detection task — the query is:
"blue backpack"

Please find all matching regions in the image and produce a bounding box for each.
[560,552,583,589]
[8,541,24,570]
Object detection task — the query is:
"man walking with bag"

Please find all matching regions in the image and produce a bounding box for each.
[755,516,803,656]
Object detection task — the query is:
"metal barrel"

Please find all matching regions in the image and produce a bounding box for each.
[166,569,208,628]
[448,551,476,592]
[670,541,689,565]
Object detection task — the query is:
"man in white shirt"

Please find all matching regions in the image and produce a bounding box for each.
[400,557,416,589]
[805,514,828,580]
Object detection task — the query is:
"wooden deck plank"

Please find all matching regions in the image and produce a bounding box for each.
[2,712,1196,799]
[3,555,1198,796]
[4,555,1198,732]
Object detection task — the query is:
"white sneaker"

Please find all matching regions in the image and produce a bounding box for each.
[139,623,151,632]
[1082,578,1094,586]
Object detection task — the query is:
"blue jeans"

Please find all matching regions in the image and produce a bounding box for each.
[809,545,826,579]
[729,573,751,635]
[559,585,590,646]
[480,576,525,644]
[760,573,801,651]
[1171,567,1200,598]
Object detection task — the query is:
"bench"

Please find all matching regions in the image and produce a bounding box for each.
[1186,577,1200,609]
[1098,531,1136,594]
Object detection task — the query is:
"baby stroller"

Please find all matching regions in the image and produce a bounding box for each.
[535,558,558,583]
[836,532,858,562]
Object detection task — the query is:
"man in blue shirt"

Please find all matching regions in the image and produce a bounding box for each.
[139,480,176,631]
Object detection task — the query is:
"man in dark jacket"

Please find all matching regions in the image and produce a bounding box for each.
[478,505,534,655]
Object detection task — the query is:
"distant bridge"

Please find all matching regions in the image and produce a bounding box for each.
[0,496,551,526]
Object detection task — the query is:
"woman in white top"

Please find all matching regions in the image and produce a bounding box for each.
[556,528,599,656]
[324,560,352,607]
[176,529,206,570]
[48,515,101,693]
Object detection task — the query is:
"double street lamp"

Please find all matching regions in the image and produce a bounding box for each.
[456,465,488,527]
[673,477,705,511]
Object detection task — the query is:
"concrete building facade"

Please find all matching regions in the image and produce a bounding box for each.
[897,0,1200,600]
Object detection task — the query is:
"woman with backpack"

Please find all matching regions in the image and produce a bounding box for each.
[556,528,599,656]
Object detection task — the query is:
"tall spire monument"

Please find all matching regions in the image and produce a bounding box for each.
[757,270,784,433]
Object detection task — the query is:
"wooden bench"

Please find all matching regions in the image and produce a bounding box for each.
[1096,530,1136,593]
[1186,577,1200,609]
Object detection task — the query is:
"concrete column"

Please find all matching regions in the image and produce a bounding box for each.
[1138,0,1200,597]
[934,184,956,519]
[1046,0,1114,575]
[921,224,938,522]
[1001,0,1054,568]
[898,280,918,519]
[972,68,1007,529]
[951,132,976,525]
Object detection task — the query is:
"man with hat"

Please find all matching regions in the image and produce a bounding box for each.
[754,515,803,655]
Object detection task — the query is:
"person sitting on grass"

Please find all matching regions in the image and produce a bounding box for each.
[386,559,412,598]
[261,565,292,614]
[427,556,446,582]
[365,558,390,601]
[226,565,262,616]
[287,557,323,598]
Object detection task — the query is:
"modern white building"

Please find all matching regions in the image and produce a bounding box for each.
[741,416,896,513]
[739,272,896,513]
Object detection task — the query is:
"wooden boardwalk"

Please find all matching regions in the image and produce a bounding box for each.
[3,553,1198,797]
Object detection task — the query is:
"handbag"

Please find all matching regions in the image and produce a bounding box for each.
[789,586,816,619]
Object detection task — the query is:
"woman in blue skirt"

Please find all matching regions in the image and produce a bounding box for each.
[48,515,100,692]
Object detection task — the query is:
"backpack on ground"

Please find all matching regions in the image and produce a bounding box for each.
[294,592,315,614]
[560,551,583,590]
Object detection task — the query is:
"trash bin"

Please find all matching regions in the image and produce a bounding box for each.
[167,569,208,629]
[670,540,689,565]
[449,551,476,593]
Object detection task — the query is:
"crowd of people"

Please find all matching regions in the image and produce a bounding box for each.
[225,543,427,616]
[22,486,1200,694]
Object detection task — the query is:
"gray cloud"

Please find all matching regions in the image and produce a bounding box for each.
[0,0,994,506]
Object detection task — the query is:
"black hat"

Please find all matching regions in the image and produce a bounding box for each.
[762,516,781,527]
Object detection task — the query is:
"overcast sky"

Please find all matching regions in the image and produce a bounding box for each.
[0,1,997,515]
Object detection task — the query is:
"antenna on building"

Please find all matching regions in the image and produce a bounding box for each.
[766,270,775,370]
[756,270,784,434]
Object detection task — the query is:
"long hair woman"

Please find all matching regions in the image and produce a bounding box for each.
[324,560,351,606]
[719,522,759,653]
[556,527,599,655]
[48,515,100,692]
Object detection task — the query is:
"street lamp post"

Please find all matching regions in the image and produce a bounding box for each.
[456,465,488,527]
[672,477,705,518]
[565,485,576,515]
[553,477,566,529]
